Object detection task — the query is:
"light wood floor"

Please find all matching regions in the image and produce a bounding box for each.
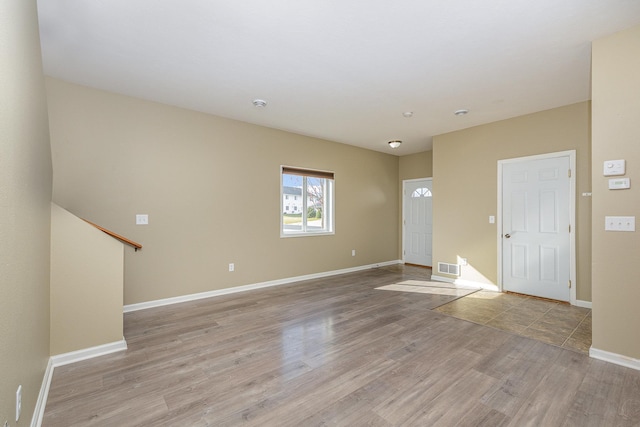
[43,265,640,426]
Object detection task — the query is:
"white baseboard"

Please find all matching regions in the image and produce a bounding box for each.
[124,260,402,313]
[31,358,54,427]
[31,339,127,426]
[51,338,128,368]
[430,274,500,292]
[576,300,592,309]
[590,347,640,371]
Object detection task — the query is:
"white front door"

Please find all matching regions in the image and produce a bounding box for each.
[501,155,571,301]
[403,178,433,267]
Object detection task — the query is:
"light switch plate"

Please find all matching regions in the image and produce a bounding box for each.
[136,214,149,225]
[605,216,635,231]
[603,159,625,176]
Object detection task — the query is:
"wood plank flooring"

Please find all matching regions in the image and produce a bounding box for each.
[43,265,640,426]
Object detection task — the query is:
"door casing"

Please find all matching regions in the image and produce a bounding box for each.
[497,150,577,305]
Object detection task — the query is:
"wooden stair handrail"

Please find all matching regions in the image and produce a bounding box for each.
[82,219,143,251]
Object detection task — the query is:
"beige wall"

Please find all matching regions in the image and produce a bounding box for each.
[433,102,592,301]
[0,0,52,424]
[398,151,433,259]
[591,25,640,359]
[50,204,124,355]
[46,78,399,305]
[399,151,433,182]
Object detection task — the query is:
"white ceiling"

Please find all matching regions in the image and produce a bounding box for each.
[37,1,640,155]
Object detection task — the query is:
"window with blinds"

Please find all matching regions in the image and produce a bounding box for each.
[281,166,334,237]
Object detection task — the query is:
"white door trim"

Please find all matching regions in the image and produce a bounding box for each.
[497,150,576,305]
[402,177,433,266]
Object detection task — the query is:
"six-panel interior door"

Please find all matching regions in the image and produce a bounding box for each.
[502,156,570,301]
[403,178,433,267]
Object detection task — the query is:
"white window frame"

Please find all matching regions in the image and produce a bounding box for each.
[280,166,335,238]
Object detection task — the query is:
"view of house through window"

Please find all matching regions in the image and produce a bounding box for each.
[281,166,334,236]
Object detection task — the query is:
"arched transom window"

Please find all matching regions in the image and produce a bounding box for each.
[411,188,432,198]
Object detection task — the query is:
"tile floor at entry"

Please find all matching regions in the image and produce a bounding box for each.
[382,264,592,354]
[434,290,592,354]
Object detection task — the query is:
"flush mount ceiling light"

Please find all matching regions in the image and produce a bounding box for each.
[252,99,267,107]
[388,140,402,149]
[454,109,469,116]
[402,111,413,118]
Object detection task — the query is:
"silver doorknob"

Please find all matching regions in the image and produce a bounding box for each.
[504,233,511,238]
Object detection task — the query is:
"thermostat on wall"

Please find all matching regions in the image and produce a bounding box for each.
[609,177,630,190]
[603,159,625,176]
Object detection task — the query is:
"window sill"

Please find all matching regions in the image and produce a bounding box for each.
[280,231,335,238]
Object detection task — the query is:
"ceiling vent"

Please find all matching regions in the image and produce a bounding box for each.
[437,262,460,276]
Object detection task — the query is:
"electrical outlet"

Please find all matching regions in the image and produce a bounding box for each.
[351,249,356,257]
[16,385,22,421]
[229,263,234,272]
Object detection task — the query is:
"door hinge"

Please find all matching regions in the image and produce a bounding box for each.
[569,224,571,233]
[568,280,572,289]
[568,169,572,178]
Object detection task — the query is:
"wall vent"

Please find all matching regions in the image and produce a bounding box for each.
[437,262,460,276]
